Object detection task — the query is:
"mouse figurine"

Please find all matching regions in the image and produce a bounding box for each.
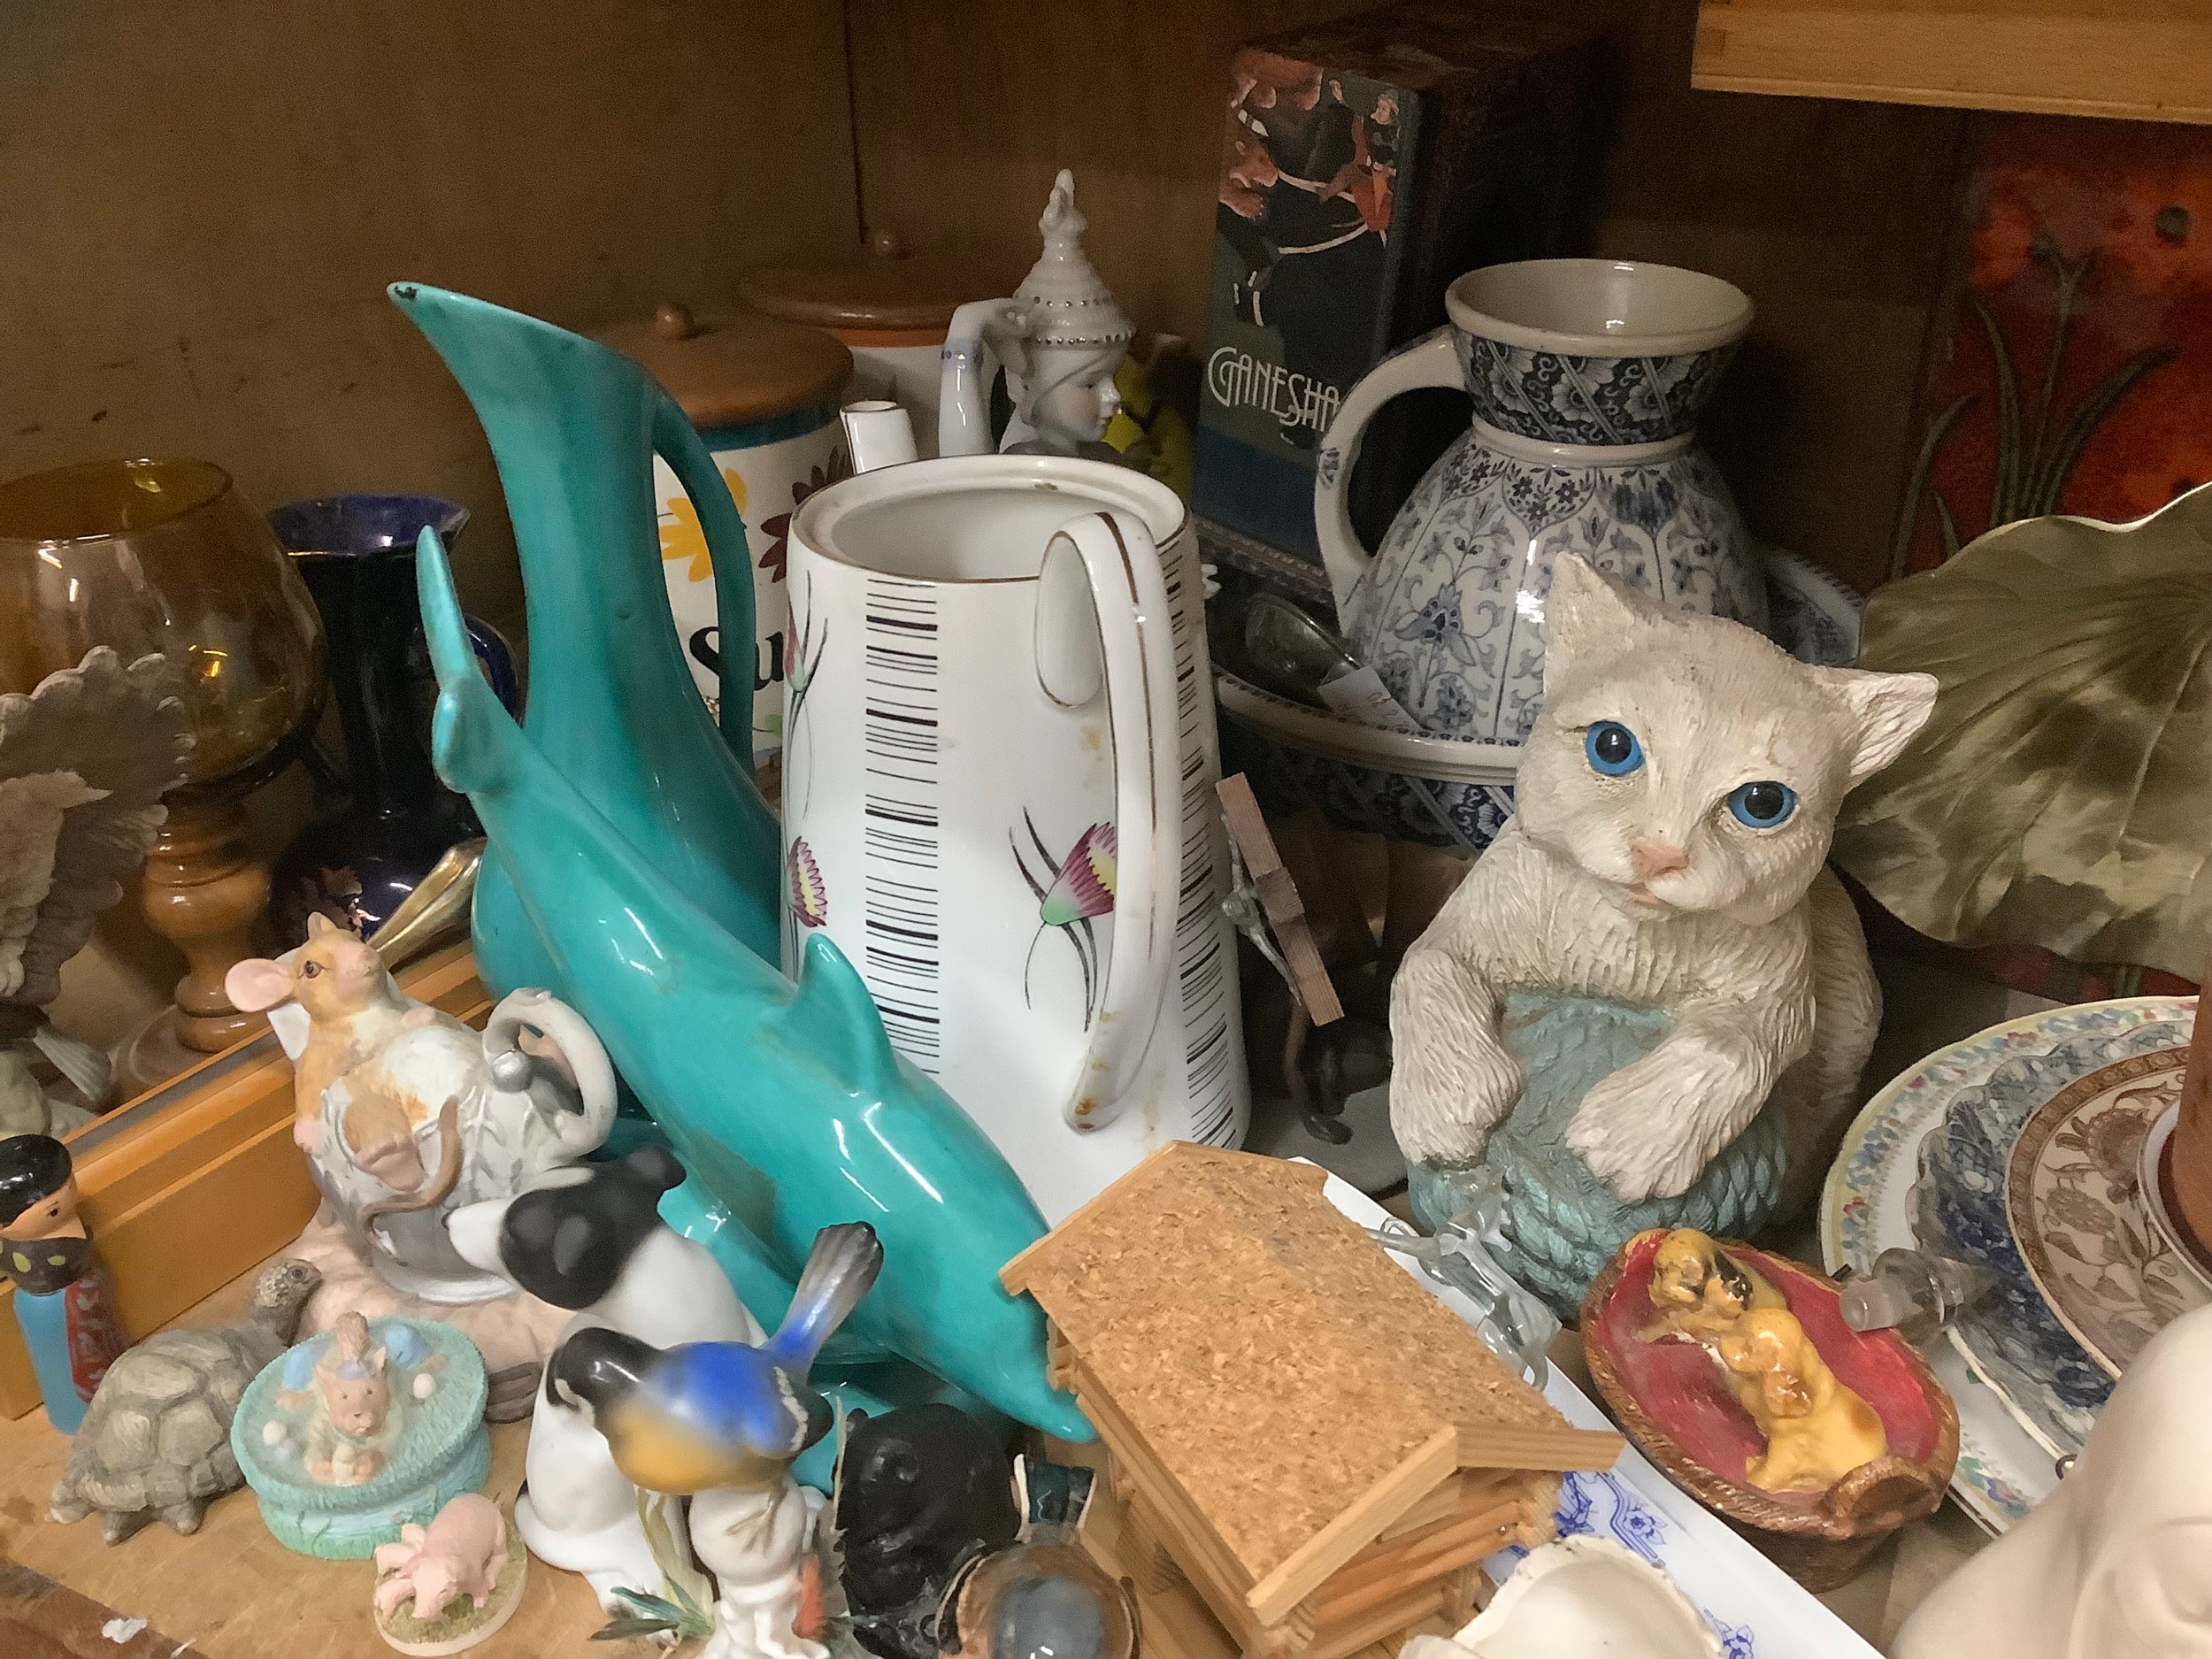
[1715,1307,1887,1493]
[1640,1227,1786,1345]
[225,914,616,1301]
[550,1222,885,1659]
[837,1403,1023,1659]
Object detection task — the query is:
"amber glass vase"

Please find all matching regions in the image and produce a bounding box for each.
[0,459,325,1076]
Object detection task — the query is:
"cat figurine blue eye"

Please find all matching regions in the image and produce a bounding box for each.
[1727,780,1798,827]
[1585,721,1645,777]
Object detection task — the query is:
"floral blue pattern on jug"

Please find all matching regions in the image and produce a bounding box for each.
[1314,259,1771,853]
[1456,330,1740,445]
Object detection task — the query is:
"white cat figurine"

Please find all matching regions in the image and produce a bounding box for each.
[1391,557,1935,1207]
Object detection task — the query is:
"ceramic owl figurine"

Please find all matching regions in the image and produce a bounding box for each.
[1392,558,1933,1286]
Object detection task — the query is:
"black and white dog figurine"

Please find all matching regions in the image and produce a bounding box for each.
[448,1145,761,1615]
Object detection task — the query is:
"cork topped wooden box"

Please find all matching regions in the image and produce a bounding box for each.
[1002,1144,1622,1659]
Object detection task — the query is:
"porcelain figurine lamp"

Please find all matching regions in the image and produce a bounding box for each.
[1894,1298,2212,1659]
[939,170,1134,461]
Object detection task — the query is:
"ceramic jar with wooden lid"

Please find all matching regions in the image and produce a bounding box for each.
[742,232,1003,460]
[595,303,850,763]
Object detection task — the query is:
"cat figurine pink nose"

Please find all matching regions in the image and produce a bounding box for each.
[1628,840,1690,880]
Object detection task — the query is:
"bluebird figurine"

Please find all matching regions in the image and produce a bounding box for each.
[550,1222,884,1659]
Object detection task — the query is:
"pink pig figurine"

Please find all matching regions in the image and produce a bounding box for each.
[373,1494,508,1624]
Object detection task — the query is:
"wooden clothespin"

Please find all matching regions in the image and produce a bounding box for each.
[1216,773,1343,1026]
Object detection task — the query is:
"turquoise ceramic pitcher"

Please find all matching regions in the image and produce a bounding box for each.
[388,284,782,993]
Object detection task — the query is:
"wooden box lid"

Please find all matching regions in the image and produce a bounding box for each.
[595,302,850,430]
[741,232,1009,339]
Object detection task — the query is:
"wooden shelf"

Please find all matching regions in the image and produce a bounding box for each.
[1693,1,2212,125]
[0,945,491,1419]
[0,1264,635,1659]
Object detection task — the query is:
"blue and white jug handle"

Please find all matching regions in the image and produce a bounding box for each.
[1312,326,1463,621]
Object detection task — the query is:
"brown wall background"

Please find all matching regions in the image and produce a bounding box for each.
[845,0,1968,595]
[3,0,859,1040]
[8,0,1975,1046]
[0,0,862,645]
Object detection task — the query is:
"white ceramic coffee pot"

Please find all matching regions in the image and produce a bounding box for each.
[781,453,1246,1222]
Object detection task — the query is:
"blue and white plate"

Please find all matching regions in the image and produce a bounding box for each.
[1327,1172,1878,1659]
[1912,1017,2191,1456]
[1824,997,2192,1531]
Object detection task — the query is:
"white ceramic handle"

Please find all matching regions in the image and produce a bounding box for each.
[841,400,918,474]
[1313,326,1463,618]
[939,298,1025,457]
[1041,510,1182,1133]
[481,987,618,1156]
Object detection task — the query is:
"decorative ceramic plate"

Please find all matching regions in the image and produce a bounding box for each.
[2007,1048,2209,1379]
[1912,1018,2192,1455]
[1214,671,1522,782]
[2139,1104,2212,1300]
[1329,1173,1880,1659]
[1824,998,2193,1532]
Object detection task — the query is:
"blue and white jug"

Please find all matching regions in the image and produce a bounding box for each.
[1315,259,1767,849]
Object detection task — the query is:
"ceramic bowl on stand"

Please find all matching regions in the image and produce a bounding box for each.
[1217,547,1860,852]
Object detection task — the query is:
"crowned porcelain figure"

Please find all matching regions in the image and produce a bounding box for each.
[1393,557,1935,1310]
[940,171,1134,461]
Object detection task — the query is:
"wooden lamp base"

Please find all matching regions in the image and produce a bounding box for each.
[119,789,274,1096]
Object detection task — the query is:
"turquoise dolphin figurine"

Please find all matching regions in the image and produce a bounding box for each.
[415,526,1089,1442]
[386,282,782,996]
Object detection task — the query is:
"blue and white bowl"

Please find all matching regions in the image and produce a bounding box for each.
[1223,549,1856,852]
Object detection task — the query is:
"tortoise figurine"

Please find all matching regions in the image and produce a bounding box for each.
[50,1257,322,1544]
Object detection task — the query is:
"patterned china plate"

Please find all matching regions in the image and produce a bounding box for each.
[1824,998,2193,1532]
[1911,1018,2192,1455]
[2007,1048,2209,1379]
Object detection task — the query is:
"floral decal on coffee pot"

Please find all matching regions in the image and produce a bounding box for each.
[788,839,828,931]
[1013,816,1117,1025]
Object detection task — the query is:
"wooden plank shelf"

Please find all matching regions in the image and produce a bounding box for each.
[1693,1,2212,125]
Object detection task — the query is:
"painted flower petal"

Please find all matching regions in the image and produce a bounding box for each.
[788,839,828,928]
[1041,822,1117,926]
